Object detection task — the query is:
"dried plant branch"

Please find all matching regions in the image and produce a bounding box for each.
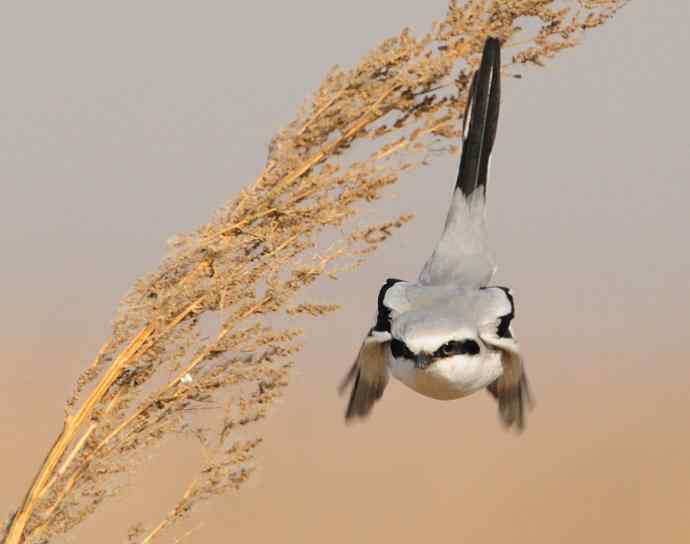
[4,1,629,543]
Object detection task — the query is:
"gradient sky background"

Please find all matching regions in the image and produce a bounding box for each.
[1,1,689,543]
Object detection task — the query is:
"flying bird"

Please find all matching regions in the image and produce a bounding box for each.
[339,37,533,431]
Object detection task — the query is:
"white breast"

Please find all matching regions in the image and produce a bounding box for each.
[388,350,502,400]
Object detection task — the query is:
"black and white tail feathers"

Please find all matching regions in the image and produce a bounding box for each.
[418,37,501,287]
[456,37,501,199]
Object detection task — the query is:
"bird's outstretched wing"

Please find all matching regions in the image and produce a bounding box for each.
[419,37,501,287]
[339,279,408,420]
[487,350,533,432]
[338,334,390,420]
[478,286,534,431]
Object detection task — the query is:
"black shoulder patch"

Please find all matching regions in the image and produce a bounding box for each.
[373,278,403,333]
[495,286,515,339]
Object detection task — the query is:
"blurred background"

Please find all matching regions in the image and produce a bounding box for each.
[1,1,689,542]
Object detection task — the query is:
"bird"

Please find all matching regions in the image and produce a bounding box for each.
[339,37,533,431]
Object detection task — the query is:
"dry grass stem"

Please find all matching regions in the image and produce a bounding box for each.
[3,1,629,542]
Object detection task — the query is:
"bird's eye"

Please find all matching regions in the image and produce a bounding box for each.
[462,339,480,355]
[390,338,415,360]
[436,339,480,357]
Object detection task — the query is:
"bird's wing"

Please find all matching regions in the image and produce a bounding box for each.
[477,286,534,431]
[486,350,533,432]
[419,37,501,287]
[339,279,409,421]
[338,335,390,420]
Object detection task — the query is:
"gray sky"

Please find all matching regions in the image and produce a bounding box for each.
[1,2,689,542]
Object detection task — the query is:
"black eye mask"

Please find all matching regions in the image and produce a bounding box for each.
[435,339,480,357]
[389,338,416,360]
[389,338,480,360]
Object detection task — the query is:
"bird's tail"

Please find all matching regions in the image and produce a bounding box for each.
[455,37,501,200]
[417,37,501,286]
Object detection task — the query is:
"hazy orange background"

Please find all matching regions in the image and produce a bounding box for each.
[1,2,689,542]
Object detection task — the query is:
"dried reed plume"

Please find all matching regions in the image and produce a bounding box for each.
[3,1,628,542]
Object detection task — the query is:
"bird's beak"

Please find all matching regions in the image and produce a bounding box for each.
[414,353,433,369]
